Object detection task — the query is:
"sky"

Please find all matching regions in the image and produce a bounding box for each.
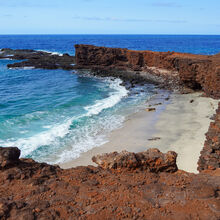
[0,0,219,34]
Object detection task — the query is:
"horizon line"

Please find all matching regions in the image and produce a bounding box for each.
[0,33,220,36]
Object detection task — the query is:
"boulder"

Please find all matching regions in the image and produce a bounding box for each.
[0,147,20,168]
[92,148,178,173]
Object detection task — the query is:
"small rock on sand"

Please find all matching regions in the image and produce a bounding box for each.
[146,108,156,112]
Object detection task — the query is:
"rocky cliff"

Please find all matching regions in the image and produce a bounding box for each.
[75,45,220,99]
[198,102,220,172]
[0,147,220,220]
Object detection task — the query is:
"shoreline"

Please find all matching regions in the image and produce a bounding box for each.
[60,90,170,168]
[60,92,219,173]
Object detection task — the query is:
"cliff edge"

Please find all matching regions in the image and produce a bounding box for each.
[198,102,220,172]
[75,45,220,99]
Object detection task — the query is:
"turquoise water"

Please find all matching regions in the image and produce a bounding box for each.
[0,35,219,163]
[0,57,154,163]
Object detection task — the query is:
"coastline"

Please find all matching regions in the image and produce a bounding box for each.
[1,46,219,174]
[60,92,219,173]
[1,39,220,218]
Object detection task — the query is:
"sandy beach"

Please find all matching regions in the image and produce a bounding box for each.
[61,92,219,173]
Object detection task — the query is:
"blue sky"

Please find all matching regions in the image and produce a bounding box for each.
[0,0,219,34]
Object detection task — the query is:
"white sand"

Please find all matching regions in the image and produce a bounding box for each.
[61,92,219,173]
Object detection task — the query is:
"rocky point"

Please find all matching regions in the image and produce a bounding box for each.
[0,48,75,70]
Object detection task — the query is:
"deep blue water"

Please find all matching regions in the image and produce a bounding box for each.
[0,35,220,55]
[0,35,219,163]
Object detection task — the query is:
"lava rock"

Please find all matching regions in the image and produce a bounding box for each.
[0,147,20,168]
[92,148,178,173]
[198,102,220,172]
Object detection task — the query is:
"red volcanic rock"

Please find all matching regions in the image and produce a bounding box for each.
[92,148,178,173]
[198,102,220,172]
[1,147,220,219]
[75,45,220,98]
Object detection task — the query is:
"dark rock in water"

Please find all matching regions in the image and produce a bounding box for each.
[0,48,75,70]
[198,102,220,172]
[0,147,20,168]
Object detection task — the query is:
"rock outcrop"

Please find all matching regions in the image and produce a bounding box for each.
[0,48,75,70]
[92,148,178,172]
[0,147,20,168]
[198,102,220,172]
[75,45,220,98]
[0,147,220,219]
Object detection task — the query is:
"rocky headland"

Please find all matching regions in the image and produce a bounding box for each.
[0,48,75,70]
[75,45,220,99]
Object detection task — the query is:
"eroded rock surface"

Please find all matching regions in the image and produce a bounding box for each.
[75,45,220,98]
[0,147,220,219]
[92,148,178,172]
[198,102,220,172]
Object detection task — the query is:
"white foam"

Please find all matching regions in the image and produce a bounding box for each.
[53,114,124,164]
[37,50,63,56]
[1,58,12,60]
[53,79,128,163]
[8,66,35,70]
[0,78,128,163]
[42,125,52,129]
[23,66,35,70]
[51,52,63,56]
[19,130,28,134]
[0,118,72,157]
[84,78,128,116]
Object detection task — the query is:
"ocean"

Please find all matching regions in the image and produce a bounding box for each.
[0,35,219,164]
